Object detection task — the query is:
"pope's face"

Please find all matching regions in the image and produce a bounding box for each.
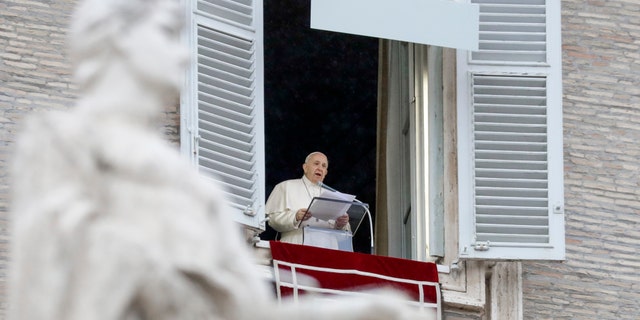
[303,153,328,185]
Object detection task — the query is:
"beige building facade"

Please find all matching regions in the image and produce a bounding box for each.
[1,0,639,319]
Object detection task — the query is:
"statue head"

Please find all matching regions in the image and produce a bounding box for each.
[69,0,187,95]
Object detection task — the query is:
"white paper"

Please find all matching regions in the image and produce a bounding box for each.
[307,190,356,221]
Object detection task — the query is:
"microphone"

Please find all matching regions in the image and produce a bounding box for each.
[317,182,339,193]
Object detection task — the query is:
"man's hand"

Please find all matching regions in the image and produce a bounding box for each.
[295,208,312,221]
[335,214,349,229]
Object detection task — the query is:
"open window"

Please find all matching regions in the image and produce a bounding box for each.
[180,0,565,262]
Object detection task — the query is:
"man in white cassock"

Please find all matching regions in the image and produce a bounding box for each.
[266,151,351,248]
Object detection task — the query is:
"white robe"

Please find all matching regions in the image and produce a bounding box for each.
[266,176,350,246]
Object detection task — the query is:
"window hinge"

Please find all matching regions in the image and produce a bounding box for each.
[473,240,490,251]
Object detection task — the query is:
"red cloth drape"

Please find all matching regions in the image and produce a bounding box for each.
[270,241,439,303]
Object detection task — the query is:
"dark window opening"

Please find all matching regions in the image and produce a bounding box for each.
[261,0,379,253]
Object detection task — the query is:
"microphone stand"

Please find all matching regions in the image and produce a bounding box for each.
[318,182,375,254]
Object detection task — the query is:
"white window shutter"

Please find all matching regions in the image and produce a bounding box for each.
[457,0,564,260]
[182,0,265,229]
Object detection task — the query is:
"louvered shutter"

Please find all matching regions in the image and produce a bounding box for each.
[183,0,265,229]
[457,0,564,260]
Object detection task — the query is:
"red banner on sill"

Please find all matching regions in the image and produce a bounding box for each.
[270,241,439,304]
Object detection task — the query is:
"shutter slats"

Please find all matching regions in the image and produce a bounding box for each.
[199,108,252,134]
[472,0,547,63]
[476,150,546,161]
[475,123,546,133]
[476,177,547,188]
[475,141,546,152]
[199,27,253,59]
[471,52,544,63]
[480,23,545,33]
[197,0,253,27]
[475,205,547,216]
[199,152,255,181]
[197,26,255,109]
[199,58,253,89]
[481,15,544,24]
[199,92,253,118]
[476,113,546,124]
[471,71,550,247]
[199,123,254,157]
[476,187,547,199]
[200,142,253,165]
[479,41,545,52]
[476,132,546,143]
[480,3,545,14]
[198,74,253,103]
[476,169,547,181]
[476,159,547,170]
[475,105,546,115]
[477,215,547,225]
[199,83,253,109]
[475,95,546,104]
[199,57,252,84]
[199,159,255,190]
[477,223,548,235]
[476,233,549,244]
[481,31,545,42]
[472,0,545,6]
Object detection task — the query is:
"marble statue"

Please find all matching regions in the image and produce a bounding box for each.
[7,0,432,319]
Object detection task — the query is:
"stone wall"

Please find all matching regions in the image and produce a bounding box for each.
[522,1,640,319]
